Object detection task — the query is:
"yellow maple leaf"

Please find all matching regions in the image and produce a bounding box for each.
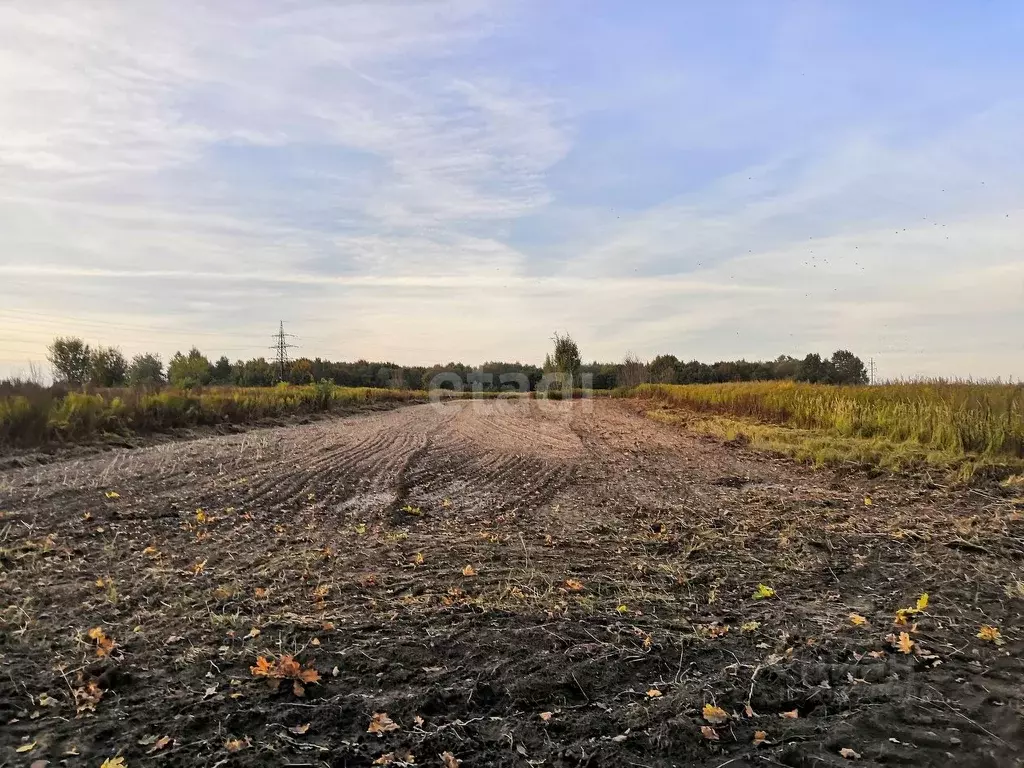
[849,613,868,626]
[616,604,629,614]
[100,758,127,768]
[412,552,424,565]
[702,704,729,724]
[916,593,929,611]
[863,496,872,506]
[741,621,760,632]
[195,509,207,524]
[462,564,477,577]
[367,712,399,735]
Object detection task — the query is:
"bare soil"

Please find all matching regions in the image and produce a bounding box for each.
[1,399,1021,767]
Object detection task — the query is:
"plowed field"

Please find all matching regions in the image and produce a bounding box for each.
[2,399,1021,767]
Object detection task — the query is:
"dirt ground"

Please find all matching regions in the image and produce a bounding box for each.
[1,398,1021,767]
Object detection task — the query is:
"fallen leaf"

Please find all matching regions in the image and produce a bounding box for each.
[977,625,1005,645]
[441,752,460,768]
[646,688,662,698]
[539,711,553,721]
[564,578,585,592]
[779,710,799,719]
[703,704,729,724]
[752,584,776,600]
[753,730,768,746]
[700,726,720,741]
[368,712,400,736]
[840,747,862,759]
[744,703,756,718]
[916,593,929,611]
[100,758,127,768]
[897,632,914,654]
[245,627,260,640]
[414,715,425,726]
[105,491,120,499]
[863,496,872,506]
[616,604,629,614]
[224,738,246,752]
[741,621,760,632]
[310,638,321,646]
[289,723,310,735]
[147,736,172,753]
[461,565,477,577]
[849,614,868,626]
[412,552,425,565]
[16,742,37,753]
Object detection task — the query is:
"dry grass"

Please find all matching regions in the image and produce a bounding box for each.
[634,381,1024,480]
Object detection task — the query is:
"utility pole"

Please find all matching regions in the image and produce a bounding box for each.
[869,357,876,386]
[270,321,296,382]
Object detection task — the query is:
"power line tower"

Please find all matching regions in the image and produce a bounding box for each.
[869,357,876,385]
[270,321,297,382]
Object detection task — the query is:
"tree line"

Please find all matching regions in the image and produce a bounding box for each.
[42,336,869,391]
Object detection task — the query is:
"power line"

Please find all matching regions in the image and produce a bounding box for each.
[269,321,297,382]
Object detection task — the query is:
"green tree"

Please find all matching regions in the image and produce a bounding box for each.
[127,353,164,388]
[830,350,868,385]
[47,336,91,386]
[211,355,233,384]
[797,353,833,384]
[90,346,128,387]
[549,332,582,386]
[649,354,679,384]
[167,347,213,388]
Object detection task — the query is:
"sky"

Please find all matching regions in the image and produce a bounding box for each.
[1,1,1022,380]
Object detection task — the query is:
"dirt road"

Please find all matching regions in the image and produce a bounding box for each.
[2,399,1021,767]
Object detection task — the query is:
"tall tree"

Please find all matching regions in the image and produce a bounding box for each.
[830,350,869,385]
[550,332,582,385]
[90,346,128,387]
[128,353,165,388]
[167,348,213,388]
[47,337,91,386]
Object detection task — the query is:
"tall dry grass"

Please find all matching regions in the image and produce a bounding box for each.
[634,381,1024,459]
[0,383,426,449]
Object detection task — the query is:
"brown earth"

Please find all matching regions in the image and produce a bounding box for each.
[1,398,1022,767]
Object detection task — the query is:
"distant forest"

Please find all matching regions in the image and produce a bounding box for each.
[38,337,870,390]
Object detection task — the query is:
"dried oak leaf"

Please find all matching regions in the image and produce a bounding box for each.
[368,712,400,736]
[753,730,768,745]
[840,747,862,759]
[441,753,460,768]
[700,726,720,741]
[462,565,477,577]
[849,614,868,626]
[564,578,585,592]
[977,625,1004,644]
[646,688,662,698]
[539,711,553,721]
[702,704,729,724]
[779,710,799,719]
[100,758,127,768]
[289,723,310,735]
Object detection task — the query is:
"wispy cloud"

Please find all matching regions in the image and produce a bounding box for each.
[0,2,1022,379]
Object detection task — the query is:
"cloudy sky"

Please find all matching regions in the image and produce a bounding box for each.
[1,1,1022,380]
